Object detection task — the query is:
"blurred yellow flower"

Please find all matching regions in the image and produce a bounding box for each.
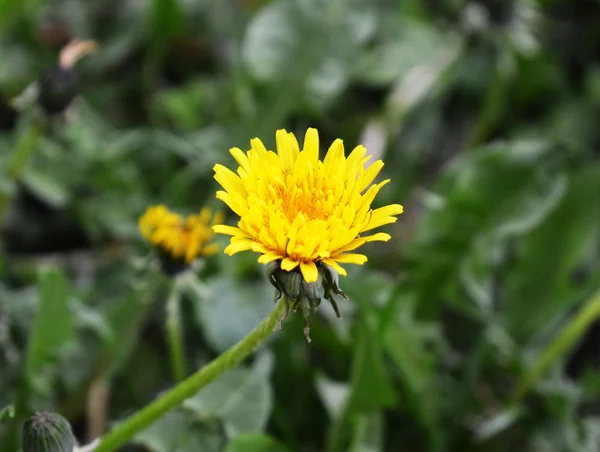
[139,205,222,264]
[212,128,403,283]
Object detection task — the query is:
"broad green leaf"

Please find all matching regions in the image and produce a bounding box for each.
[506,164,600,340]
[25,268,74,378]
[72,299,114,344]
[404,141,565,318]
[347,313,396,413]
[223,433,291,452]
[384,293,442,451]
[150,79,216,131]
[242,0,376,108]
[102,276,164,377]
[134,410,223,452]
[356,16,461,86]
[194,276,275,352]
[315,374,350,422]
[326,309,396,452]
[20,168,70,208]
[183,353,274,438]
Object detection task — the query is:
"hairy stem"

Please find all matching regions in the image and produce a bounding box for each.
[93,298,287,452]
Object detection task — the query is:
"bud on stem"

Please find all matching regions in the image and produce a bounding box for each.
[267,260,349,342]
[22,412,77,452]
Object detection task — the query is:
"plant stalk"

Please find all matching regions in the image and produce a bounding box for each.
[93,298,287,452]
[166,278,186,382]
[511,289,600,404]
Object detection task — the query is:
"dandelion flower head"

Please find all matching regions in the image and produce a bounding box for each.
[139,205,222,264]
[212,128,403,283]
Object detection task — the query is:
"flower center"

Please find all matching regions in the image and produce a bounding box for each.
[271,171,356,227]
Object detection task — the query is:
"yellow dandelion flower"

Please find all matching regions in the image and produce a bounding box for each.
[212,128,404,283]
[139,205,222,269]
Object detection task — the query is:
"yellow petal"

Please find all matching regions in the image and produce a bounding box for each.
[300,260,319,282]
[251,241,271,254]
[214,164,245,195]
[212,225,248,237]
[333,253,368,264]
[370,204,404,218]
[332,236,368,254]
[322,259,347,276]
[362,216,398,232]
[346,144,367,168]
[211,211,225,227]
[281,257,300,271]
[250,137,269,159]
[323,138,344,170]
[303,128,319,162]
[358,160,384,191]
[258,253,282,264]
[216,191,248,217]
[276,129,297,172]
[363,232,391,242]
[202,243,220,256]
[287,132,300,159]
[358,179,390,212]
[229,147,251,171]
[224,240,254,255]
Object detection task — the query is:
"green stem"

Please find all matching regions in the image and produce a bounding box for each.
[511,289,600,404]
[0,119,42,224]
[166,278,186,382]
[94,298,287,452]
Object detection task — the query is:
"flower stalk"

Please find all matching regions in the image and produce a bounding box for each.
[511,289,600,404]
[93,298,288,452]
[166,278,186,382]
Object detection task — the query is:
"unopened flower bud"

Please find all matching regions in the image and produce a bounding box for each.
[22,412,76,452]
[301,271,324,312]
[267,261,349,342]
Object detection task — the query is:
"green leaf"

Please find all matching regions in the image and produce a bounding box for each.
[326,308,396,452]
[20,168,70,208]
[223,433,291,452]
[0,404,14,423]
[315,374,350,422]
[384,294,442,451]
[506,164,600,340]
[134,410,223,452]
[150,79,216,131]
[194,276,275,352]
[348,413,384,452]
[347,313,396,413]
[147,0,184,43]
[242,0,376,108]
[404,141,566,318]
[25,268,74,378]
[474,408,524,441]
[355,16,461,86]
[183,353,274,438]
[102,276,163,377]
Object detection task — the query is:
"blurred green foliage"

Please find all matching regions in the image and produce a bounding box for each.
[1,0,600,451]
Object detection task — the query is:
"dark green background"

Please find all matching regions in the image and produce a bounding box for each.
[1,0,600,451]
